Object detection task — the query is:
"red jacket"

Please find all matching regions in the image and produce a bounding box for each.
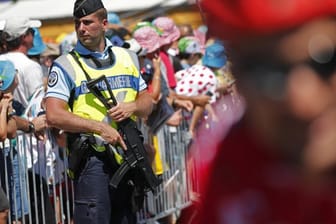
[181,120,336,224]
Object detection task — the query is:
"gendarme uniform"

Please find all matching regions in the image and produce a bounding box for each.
[45,38,147,224]
[46,40,146,123]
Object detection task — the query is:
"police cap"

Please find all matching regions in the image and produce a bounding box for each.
[73,0,105,18]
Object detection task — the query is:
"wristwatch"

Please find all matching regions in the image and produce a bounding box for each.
[27,121,35,133]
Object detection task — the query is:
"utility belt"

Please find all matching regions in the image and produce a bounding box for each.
[66,132,148,211]
[66,133,122,180]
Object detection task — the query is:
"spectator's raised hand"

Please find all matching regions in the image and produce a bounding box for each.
[152,56,161,71]
[192,95,211,107]
[32,114,47,141]
[173,99,193,112]
[0,93,13,111]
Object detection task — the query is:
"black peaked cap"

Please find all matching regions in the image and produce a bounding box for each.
[73,0,105,18]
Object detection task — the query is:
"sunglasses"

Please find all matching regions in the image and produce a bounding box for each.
[26,28,35,36]
[234,48,336,100]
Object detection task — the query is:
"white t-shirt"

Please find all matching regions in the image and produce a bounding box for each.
[0,52,43,108]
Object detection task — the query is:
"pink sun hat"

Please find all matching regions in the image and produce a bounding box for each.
[133,25,162,53]
[152,17,181,46]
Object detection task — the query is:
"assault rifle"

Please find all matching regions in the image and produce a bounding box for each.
[86,75,162,193]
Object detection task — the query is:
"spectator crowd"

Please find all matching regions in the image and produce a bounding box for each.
[0,1,240,223]
[4,0,336,223]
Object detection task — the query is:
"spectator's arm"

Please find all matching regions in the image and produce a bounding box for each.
[150,57,162,102]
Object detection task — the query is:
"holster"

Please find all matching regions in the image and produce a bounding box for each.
[66,134,92,180]
[66,133,120,180]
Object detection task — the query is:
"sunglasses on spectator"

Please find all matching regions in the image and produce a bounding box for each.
[26,28,35,36]
[234,48,336,100]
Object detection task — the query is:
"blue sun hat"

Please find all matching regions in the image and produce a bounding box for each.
[202,42,227,69]
[108,12,121,25]
[28,27,46,56]
[0,60,16,92]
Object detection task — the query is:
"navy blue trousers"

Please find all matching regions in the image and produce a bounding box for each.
[73,155,136,224]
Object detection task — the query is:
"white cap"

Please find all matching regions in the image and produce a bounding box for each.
[4,17,41,41]
[125,38,147,56]
[0,20,5,30]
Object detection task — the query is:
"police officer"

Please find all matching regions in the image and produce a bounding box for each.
[45,0,153,223]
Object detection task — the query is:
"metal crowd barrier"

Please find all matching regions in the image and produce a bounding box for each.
[0,118,197,224]
[137,120,193,224]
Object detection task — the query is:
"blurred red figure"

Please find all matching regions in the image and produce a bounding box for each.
[180,0,336,223]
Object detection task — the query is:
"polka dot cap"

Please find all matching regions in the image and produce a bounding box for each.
[175,64,218,103]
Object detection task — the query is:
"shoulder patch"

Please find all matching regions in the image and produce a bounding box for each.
[48,71,58,87]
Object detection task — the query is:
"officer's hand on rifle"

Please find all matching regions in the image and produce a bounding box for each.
[107,102,135,122]
[99,122,127,150]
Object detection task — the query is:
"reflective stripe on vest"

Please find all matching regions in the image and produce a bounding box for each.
[67,47,140,123]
